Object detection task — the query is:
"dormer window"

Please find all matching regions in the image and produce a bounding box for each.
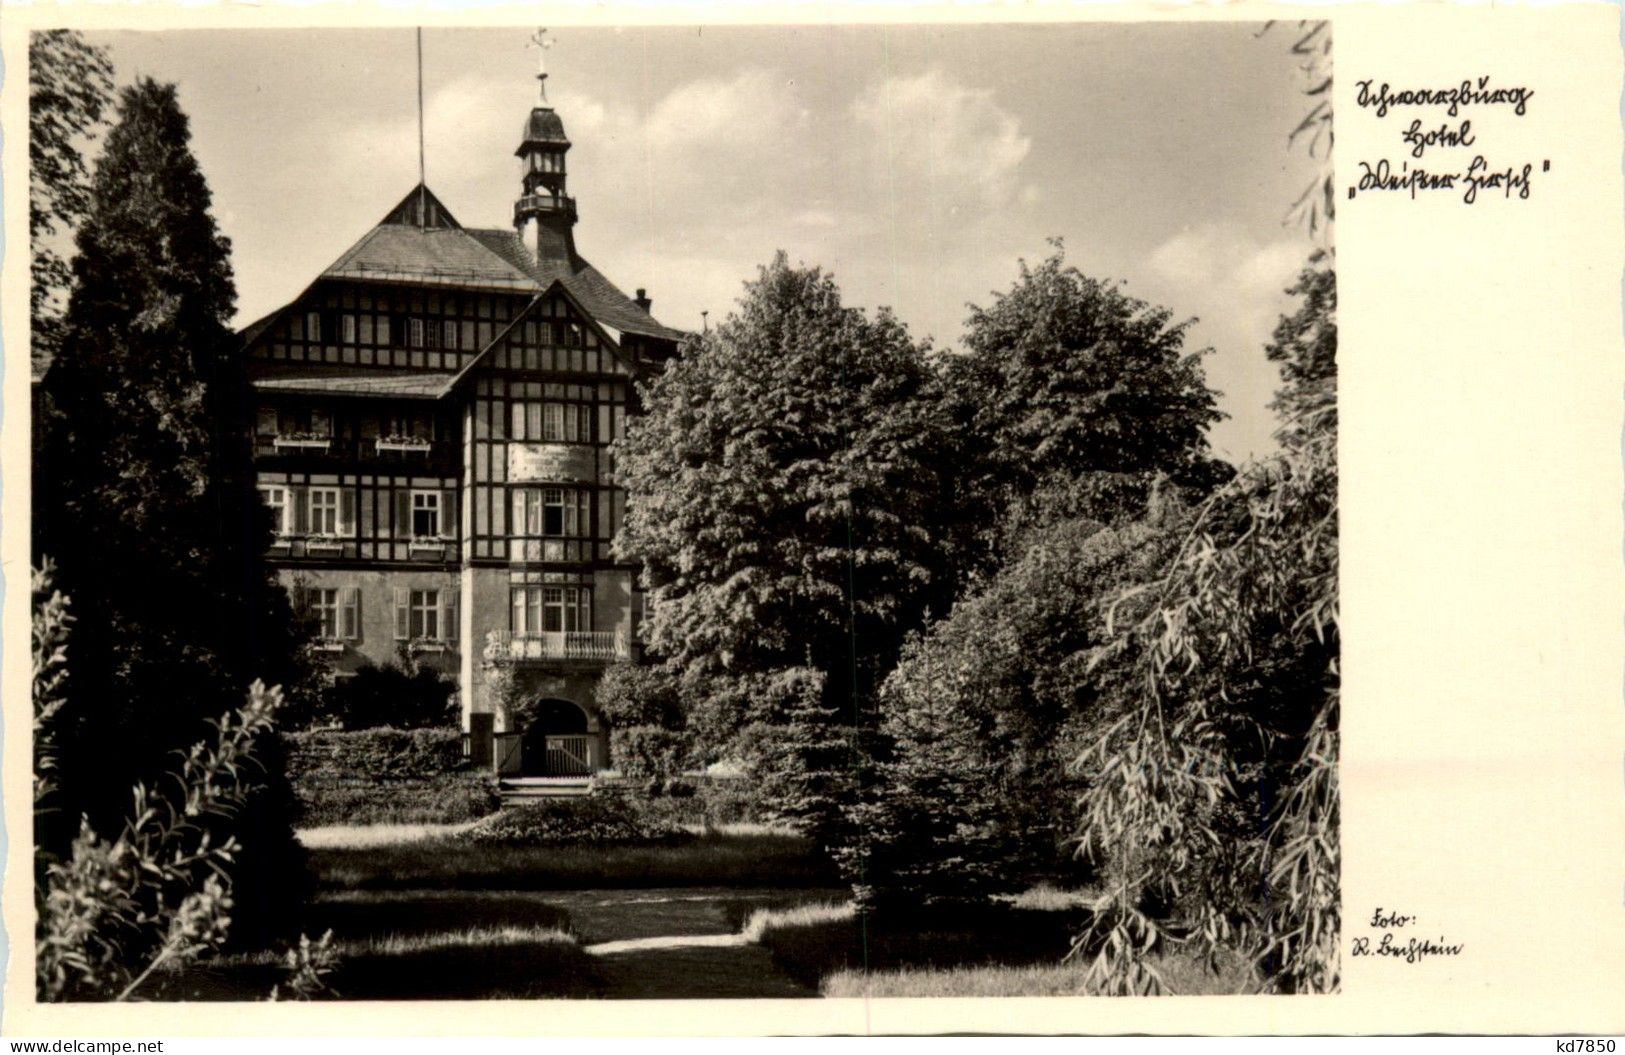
[306,311,322,342]
[408,317,425,348]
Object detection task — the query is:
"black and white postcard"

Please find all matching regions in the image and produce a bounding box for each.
[2,1,1620,1038]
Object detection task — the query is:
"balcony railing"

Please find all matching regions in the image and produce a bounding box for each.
[484,630,627,664]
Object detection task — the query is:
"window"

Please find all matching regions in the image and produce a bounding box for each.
[511,585,591,636]
[341,314,358,344]
[306,311,322,342]
[408,317,425,348]
[511,402,591,443]
[259,486,289,535]
[443,320,459,351]
[512,487,589,537]
[410,589,439,640]
[412,491,441,538]
[309,488,340,536]
[377,316,392,346]
[394,587,456,642]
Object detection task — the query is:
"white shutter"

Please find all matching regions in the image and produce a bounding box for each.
[342,587,360,640]
[443,589,459,643]
[394,587,410,640]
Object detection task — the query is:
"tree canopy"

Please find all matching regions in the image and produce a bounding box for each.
[948,243,1225,524]
[616,253,957,714]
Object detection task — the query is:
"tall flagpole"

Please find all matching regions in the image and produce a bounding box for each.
[416,27,427,228]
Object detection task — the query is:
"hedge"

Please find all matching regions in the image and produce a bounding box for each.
[283,727,500,827]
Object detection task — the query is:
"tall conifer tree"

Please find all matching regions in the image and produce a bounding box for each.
[35,79,303,939]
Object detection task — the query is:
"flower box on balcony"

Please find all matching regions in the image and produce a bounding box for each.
[409,537,454,554]
[305,536,345,555]
[313,640,346,654]
[376,435,432,454]
[273,433,332,451]
[408,639,450,654]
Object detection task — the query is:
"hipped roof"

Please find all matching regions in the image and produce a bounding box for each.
[305,184,683,342]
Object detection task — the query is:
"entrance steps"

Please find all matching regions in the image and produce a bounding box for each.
[498,775,594,802]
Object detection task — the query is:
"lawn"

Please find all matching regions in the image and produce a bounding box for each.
[740,891,1254,997]
[170,809,1246,1000]
[820,951,1251,998]
[309,822,838,891]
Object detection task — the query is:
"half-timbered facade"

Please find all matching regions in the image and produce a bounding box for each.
[240,90,682,777]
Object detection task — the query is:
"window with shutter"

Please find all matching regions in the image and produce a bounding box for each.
[394,490,412,537]
[409,589,440,640]
[339,490,356,535]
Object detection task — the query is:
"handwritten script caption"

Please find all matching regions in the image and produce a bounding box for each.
[1350,908,1464,964]
[1350,77,1541,204]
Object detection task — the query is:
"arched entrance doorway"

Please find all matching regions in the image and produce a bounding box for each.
[520,698,592,776]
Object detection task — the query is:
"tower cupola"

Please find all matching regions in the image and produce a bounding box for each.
[515,29,577,264]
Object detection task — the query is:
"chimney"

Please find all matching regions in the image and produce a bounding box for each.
[634,288,652,313]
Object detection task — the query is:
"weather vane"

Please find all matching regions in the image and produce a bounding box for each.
[528,28,556,104]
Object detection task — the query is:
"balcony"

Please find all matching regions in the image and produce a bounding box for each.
[483,630,627,665]
[514,194,576,224]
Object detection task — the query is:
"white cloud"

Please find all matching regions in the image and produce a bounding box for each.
[1146,222,1312,461]
[850,68,1033,215]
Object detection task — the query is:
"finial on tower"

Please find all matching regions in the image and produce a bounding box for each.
[528,28,556,105]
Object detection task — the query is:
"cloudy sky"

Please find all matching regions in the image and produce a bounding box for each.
[86,23,1324,461]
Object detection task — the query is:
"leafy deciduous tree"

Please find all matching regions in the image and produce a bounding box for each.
[29,29,114,378]
[615,254,959,816]
[948,242,1225,533]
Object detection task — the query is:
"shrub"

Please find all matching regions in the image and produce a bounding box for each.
[321,660,456,731]
[595,661,684,729]
[461,796,690,846]
[609,726,687,785]
[282,728,499,827]
[36,678,283,1001]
